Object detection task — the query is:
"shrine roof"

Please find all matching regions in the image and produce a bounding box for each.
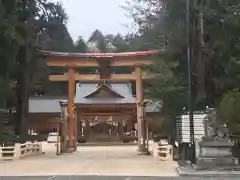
[28,82,162,113]
[84,83,124,98]
[74,82,136,104]
[39,49,163,59]
[28,96,66,113]
[28,94,162,113]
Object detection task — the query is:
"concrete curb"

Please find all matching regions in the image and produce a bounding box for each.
[176,166,240,177]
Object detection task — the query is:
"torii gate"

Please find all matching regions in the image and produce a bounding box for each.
[40,50,163,153]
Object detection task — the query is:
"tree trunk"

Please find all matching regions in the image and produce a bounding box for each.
[15,1,35,141]
[15,45,30,141]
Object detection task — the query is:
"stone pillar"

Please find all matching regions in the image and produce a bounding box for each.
[135,64,145,153]
[67,65,75,150]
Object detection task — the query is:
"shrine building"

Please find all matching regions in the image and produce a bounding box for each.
[26,50,164,151]
[27,81,162,142]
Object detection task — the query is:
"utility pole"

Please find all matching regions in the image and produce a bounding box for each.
[186,0,196,164]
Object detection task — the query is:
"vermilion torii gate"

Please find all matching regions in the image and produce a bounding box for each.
[40,50,163,153]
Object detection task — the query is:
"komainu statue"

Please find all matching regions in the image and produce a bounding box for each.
[204,108,229,141]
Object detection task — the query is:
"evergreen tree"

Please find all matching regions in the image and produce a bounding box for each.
[75,36,87,52]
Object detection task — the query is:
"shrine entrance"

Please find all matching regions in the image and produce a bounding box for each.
[88,118,115,136]
[73,82,138,143]
[81,116,128,142]
[79,114,137,142]
[40,49,163,154]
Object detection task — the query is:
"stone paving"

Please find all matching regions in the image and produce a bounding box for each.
[0,142,178,177]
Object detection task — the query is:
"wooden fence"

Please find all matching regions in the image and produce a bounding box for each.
[0,142,42,160]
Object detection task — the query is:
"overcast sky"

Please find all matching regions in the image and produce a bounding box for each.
[49,0,135,42]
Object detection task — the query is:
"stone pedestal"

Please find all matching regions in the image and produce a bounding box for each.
[196,137,238,170]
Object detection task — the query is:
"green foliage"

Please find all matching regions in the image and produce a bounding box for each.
[0,125,16,145]
[151,116,176,137]
[75,36,87,52]
[145,55,188,116]
[203,0,240,97]
[219,89,240,133]
[128,0,240,109]
[126,0,189,119]
[86,30,134,53]
[0,77,13,108]
[88,29,106,52]
[0,0,75,138]
[124,0,240,134]
[112,34,133,52]
[0,110,16,145]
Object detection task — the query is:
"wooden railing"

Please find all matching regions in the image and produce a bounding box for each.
[0,142,42,160]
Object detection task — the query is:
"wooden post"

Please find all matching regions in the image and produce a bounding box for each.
[67,65,75,149]
[60,103,67,153]
[63,107,68,152]
[121,119,124,139]
[74,107,78,149]
[146,119,149,151]
[135,64,144,153]
[78,111,83,137]
[86,120,89,139]
[56,123,60,155]
[117,121,119,136]
[142,118,146,151]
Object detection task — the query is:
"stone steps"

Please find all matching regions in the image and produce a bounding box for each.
[87,136,120,142]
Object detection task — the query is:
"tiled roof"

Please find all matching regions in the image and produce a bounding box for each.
[84,83,124,98]
[74,82,136,104]
[28,97,67,113]
[38,49,163,58]
[28,83,162,113]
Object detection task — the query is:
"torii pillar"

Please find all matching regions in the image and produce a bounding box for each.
[67,65,76,150]
[135,64,148,154]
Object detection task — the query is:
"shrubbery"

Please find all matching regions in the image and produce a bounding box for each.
[219,89,240,134]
